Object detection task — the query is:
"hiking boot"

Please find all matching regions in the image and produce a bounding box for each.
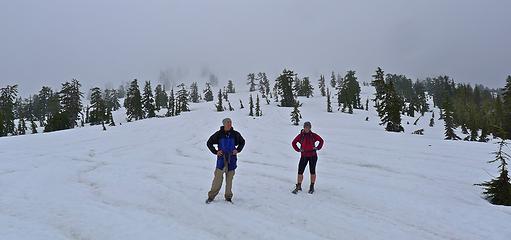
[292,184,302,194]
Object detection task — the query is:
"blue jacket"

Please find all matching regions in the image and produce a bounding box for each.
[207,126,245,171]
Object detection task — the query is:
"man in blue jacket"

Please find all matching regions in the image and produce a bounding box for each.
[206,118,245,204]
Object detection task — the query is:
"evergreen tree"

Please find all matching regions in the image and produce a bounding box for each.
[59,79,83,128]
[228,101,234,111]
[429,112,435,127]
[17,117,26,135]
[476,139,511,206]
[30,119,38,134]
[239,99,244,109]
[318,75,326,97]
[247,73,257,92]
[381,81,404,132]
[290,102,302,125]
[203,83,214,102]
[117,84,126,98]
[223,87,229,101]
[275,69,297,107]
[337,70,361,113]
[142,81,156,118]
[44,111,71,132]
[371,67,386,118]
[176,83,189,112]
[166,88,175,117]
[330,71,336,88]
[503,75,511,139]
[0,85,18,136]
[257,72,270,97]
[255,94,262,117]
[249,95,254,116]
[293,75,302,96]
[216,89,224,112]
[104,89,121,111]
[301,77,314,98]
[124,79,143,121]
[444,96,461,140]
[326,88,332,112]
[89,87,106,125]
[154,84,168,110]
[189,82,200,103]
[227,80,236,93]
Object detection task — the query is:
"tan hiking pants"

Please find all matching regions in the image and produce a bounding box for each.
[207,166,235,200]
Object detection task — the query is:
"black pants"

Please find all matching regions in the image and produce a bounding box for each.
[298,156,318,175]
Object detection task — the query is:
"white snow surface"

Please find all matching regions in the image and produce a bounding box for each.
[1,86,510,240]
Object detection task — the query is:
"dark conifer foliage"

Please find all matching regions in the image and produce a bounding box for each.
[274,69,297,107]
[247,73,257,92]
[337,70,361,113]
[142,81,156,118]
[330,71,336,89]
[189,82,200,103]
[203,83,214,102]
[318,75,326,97]
[166,88,175,117]
[154,84,168,110]
[443,96,461,140]
[176,83,190,113]
[503,75,511,139]
[89,87,106,125]
[326,88,333,113]
[124,79,144,121]
[476,139,511,206]
[216,89,224,112]
[0,85,18,136]
[227,80,236,94]
[59,79,83,128]
[255,94,262,117]
[249,94,254,117]
[381,81,404,132]
[257,72,270,98]
[239,99,244,109]
[290,102,302,126]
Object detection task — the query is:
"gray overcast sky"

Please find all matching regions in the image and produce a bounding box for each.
[1,0,510,96]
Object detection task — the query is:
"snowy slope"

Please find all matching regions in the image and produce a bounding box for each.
[1,86,510,240]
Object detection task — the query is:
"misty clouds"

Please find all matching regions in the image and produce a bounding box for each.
[1,0,510,96]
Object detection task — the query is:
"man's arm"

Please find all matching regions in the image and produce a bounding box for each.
[206,132,219,155]
[292,134,301,152]
[235,132,245,153]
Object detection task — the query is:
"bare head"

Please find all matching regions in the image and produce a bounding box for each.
[223,118,232,131]
[303,121,311,133]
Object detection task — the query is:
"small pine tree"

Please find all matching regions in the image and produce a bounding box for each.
[30,119,38,134]
[189,82,200,103]
[381,81,404,132]
[227,80,236,93]
[124,79,143,121]
[318,75,326,97]
[255,95,262,117]
[290,102,302,125]
[176,84,189,112]
[330,71,336,88]
[166,88,175,117]
[249,95,254,116]
[326,88,332,113]
[17,118,26,135]
[228,101,234,111]
[476,139,511,206]
[444,96,461,140]
[239,99,244,109]
[247,73,257,92]
[142,81,156,118]
[203,83,214,102]
[216,89,224,112]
